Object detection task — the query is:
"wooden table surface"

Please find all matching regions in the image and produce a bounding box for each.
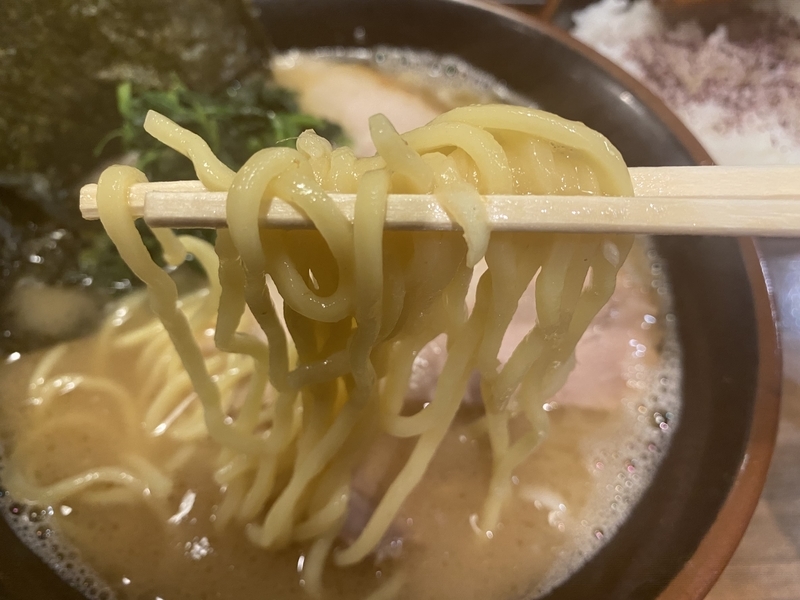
[706,242,800,599]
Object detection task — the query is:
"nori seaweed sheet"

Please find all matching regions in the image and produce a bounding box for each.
[0,0,338,353]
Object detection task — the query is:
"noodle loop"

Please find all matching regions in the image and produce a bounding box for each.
[9,104,633,599]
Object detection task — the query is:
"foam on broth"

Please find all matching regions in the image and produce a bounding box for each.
[0,50,682,600]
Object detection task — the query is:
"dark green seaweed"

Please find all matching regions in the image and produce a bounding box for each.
[0,0,342,353]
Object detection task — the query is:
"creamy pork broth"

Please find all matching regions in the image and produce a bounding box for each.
[0,248,677,600]
[0,51,681,600]
[271,49,531,156]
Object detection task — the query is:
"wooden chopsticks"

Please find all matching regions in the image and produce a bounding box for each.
[79,165,800,237]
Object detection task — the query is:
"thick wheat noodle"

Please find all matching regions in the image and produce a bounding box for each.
[335,268,491,566]
[215,476,248,529]
[35,375,139,435]
[152,227,187,268]
[403,122,513,194]
[245,167,390,550]
[5,466,161,507]
[294,484,350,542]
[164,444,197,474]
[215,453,256,487]
[304,531,338,598]
[177,236,222,324]
[369,114,433,193]
[118,291,207,360]
[237,457,278,521]
[138,352,173,402]
[428,154,489,268]
[298,398,383,543]
[10,104,634,600]
[432,105,632,195]
[364,572,406,600]
[213,230,271,431]
[143,354,227,432]
[27,344,68,393]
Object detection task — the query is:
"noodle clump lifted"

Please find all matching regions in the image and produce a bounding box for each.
[8,104,633,596]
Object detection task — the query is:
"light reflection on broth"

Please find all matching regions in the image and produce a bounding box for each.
[0,50,681,600]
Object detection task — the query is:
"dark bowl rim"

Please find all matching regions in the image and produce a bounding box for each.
[445,1,782,597]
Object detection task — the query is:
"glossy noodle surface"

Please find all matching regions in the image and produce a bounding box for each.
[0,53,681,600]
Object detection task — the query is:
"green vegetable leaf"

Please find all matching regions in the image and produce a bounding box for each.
[80,75,345,287]
[118,76,345,182]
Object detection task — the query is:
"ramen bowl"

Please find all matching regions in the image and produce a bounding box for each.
[0,0,780,598]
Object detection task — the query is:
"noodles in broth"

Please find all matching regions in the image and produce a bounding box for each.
[5,104,634,598]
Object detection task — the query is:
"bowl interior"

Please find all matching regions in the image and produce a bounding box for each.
[0,1,777,598]
[256,0,772,598]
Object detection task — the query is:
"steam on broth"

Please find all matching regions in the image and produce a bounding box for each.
[0,49,681,600]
